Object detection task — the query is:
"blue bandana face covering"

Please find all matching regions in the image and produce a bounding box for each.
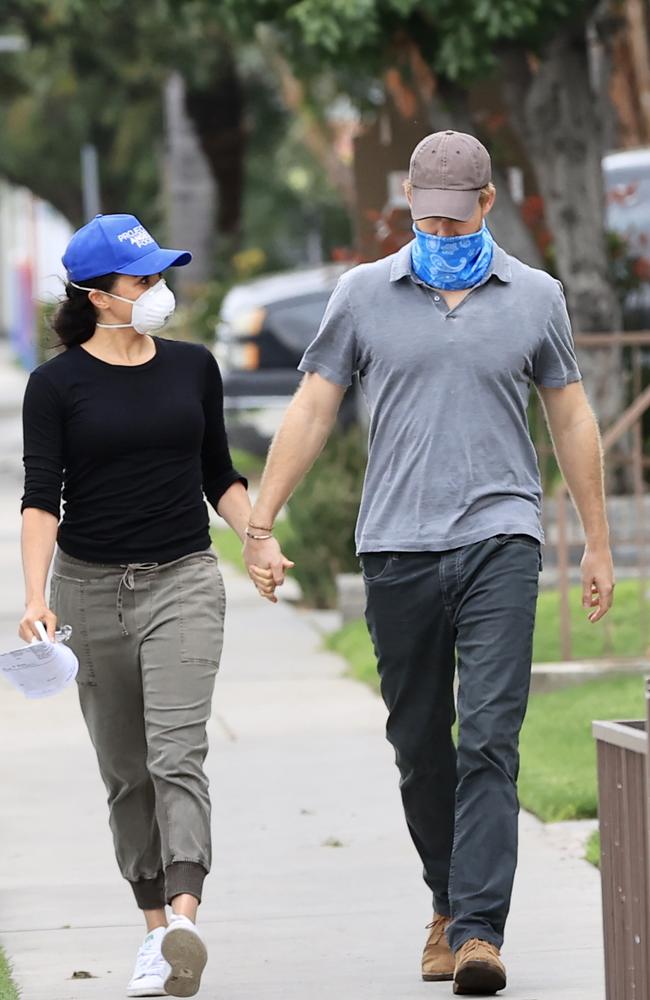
[410,221,494,290]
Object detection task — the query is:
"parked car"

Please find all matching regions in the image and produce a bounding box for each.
[214,263,366,450]
[603,146,650,327]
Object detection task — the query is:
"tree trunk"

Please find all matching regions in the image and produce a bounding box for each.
[183,48,246,245]
[399,40,545,269]
[501,36,620,333]
[163,73,217,297]
[501,28,628,488]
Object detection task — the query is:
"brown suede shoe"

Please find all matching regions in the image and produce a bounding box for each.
[453,938,507,995]
[421,914,454,982]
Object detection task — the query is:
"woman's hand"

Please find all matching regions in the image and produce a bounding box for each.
[243,535,294,603]
[19,600,57,642]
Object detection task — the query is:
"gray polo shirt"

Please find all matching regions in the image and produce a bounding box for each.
[298,241,581,554]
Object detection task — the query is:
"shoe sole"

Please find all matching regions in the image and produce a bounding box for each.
[161,927,207,998]
[453,960,506,995]
[422,972,455,981]
[126,990,167,998]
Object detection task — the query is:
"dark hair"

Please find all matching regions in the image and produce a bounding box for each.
[52,273,119,348]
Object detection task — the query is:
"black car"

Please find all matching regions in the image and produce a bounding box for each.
[214,263,366,449]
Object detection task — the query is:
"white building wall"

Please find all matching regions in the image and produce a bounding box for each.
[0,180,72,368]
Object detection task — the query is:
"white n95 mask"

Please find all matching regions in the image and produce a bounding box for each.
[70,278,176,334]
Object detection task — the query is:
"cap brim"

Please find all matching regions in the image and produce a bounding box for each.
[410,186,480,222]
[115,247,192,276]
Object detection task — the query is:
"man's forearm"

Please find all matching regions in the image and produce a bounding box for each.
[552,413,609,545]
[251,395,335,527]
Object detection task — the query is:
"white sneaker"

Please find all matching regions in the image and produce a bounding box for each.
[161,914,208,998]
[126,926,170,997]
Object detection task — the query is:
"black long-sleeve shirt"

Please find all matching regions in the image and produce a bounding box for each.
[21,337,247,564]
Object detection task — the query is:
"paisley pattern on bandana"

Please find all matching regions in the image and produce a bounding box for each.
[410,222,494,290]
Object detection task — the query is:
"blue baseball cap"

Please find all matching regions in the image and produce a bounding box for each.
[62,213,192,282]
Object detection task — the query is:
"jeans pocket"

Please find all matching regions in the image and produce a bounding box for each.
[493,534,543,572]
[494,533,538,549]
[360,552,396,584]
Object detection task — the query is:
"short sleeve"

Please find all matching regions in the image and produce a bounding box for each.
[21,371,64,518]
[532,281,582,388]
[298,276,359,388]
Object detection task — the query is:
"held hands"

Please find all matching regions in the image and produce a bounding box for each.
[243,529,295,604]
[19,600,57,642]
[580,542,615,623]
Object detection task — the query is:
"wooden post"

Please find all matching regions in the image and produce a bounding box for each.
[626,0,650,143]
[557,487,572,661]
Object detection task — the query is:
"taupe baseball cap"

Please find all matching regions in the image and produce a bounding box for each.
[408,130,492,222]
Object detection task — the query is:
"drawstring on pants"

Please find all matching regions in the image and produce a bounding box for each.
[116,562,159,636]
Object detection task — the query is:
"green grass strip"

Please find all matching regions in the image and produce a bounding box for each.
[585,830,601,868]
[533,578,648,662]
[518,675,644,821]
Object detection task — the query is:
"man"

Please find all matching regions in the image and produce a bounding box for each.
[242,130,614,995]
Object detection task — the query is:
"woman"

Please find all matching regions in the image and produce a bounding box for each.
[19,213,253,998]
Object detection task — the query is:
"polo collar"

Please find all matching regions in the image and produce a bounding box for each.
[389,238,512,285]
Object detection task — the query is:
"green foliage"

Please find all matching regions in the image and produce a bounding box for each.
[0,946,19,1000]
[606,229,644,304]
[228,448,266,479]
[1,0,351,277]
[239,46,352,270]
[36,300,58,363]
[285,425,366,608]
[170,273,234,345]
[585,830,600,867]
[327,617,379,688]
[0,3,170,225]
[218,0,597,81]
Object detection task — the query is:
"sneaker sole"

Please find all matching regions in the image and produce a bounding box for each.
[422,972,455,981]
[161,927,207,998]
[126,989,167,998]
[453,960,506,995]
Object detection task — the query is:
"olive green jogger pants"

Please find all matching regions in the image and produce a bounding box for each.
[50,545,226,908]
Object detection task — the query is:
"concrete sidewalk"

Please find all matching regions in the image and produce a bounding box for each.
[0,485,606,1000]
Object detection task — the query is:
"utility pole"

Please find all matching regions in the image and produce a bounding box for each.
[163,72,216,298]
[81,144,101,220]
[0,35,27,53]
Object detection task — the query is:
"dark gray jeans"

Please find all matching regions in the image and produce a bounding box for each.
[362,534,541,953]
[50,546,226,909]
